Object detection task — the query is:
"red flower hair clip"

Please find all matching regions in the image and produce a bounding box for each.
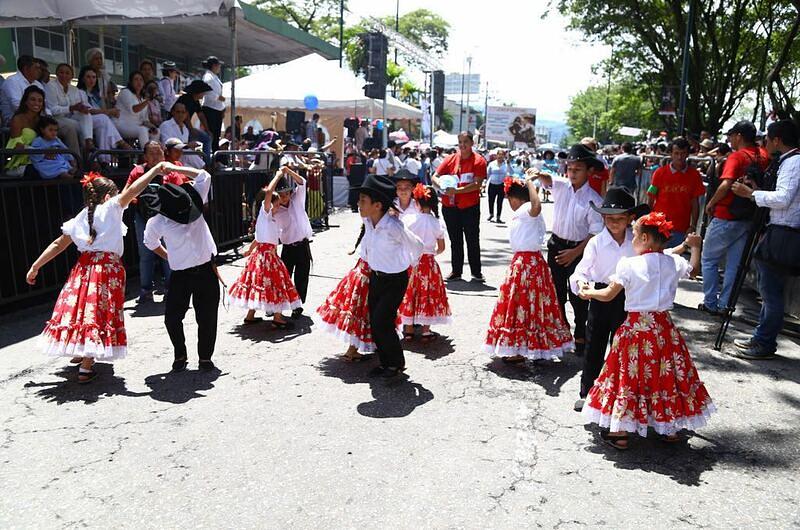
[639,211,674,238]
[503,176,516,194]
[412,183,431,200]
[80,171,103,188]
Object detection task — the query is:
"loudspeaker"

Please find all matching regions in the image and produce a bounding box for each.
[286,110,305,134]
[362,32,388,99]
[432,70,444,127]
[347,163,366,210]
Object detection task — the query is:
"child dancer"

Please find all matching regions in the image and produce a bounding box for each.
[399,184,451,342]
[484,177,574,362]
[315,225,374,362]
[26,164,168,383]
[354,174,424,379]
[229,167,302,330]
[580,212,714,449]
[569,187,648,412]
[392,168,420,219]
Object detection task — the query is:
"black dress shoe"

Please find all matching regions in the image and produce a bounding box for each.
[172,358,188,372]
[574,342,586,356]
[573,398,585,412]
[199,360,216,371]
[291,307,304,319]
[446,273,462,281]
[471,274,485,282]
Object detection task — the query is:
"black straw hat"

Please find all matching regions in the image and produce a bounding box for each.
[391,168,420,184]
[275,177,293,193]
[351,174,397,207]
[567,143,604,170]
[589,186,650,217]
[147,183,203,224]
[184,80,212,95]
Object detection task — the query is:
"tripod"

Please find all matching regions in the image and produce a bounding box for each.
[713,207,769,350]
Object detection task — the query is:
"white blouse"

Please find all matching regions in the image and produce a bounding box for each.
[45,82,84,117]
[61,195,127,256]
[612,252,692,312]
[509,206,546,253]
[116,88,149,125]
[201,70,225,111]
[402,212,446,255]
[394,197,420,220]
[255,203,280,245]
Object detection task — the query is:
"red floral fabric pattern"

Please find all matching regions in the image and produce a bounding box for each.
[42,252,127,359]
[583,311,715,437]
[484,251,573,359]
[229,243,302,313]
[315,258,375,352]
[398,254,452,326]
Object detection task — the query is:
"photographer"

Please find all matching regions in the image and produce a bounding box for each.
[114,70,158,148]
[730,120,800,360]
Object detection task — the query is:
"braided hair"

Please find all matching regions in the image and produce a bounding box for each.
[82,176,118,245]
[349,224,366,255]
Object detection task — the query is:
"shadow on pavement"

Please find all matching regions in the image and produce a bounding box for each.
[144,368,225,404]
[485,355,581,397]
[403,335,456,360]
[583,425,798,487]
[228,315,313,344]
[446,280,496,293]
[24,363,147,404]
[126,300,166,318]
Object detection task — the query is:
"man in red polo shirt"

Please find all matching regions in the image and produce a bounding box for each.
[581,137,609,196]
[646,137,705,247]
[432,131,487,281]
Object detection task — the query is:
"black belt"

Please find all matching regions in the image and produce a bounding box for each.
[284,238,310,247]
[371,270,408,278]
[175,260,213,274]
[549,234,583,247]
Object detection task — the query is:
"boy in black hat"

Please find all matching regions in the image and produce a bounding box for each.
[354,174,424,378]
[531,144,604,356]
[570,187,649,411]
[143,165,220,372]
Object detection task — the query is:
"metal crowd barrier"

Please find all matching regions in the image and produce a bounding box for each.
[1,147,84,179]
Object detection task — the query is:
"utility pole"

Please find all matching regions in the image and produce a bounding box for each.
[677,0,696,135]
[458,66,465,131]
[338,0,344,67]
[483,81,489,148]
[464,56,473,131]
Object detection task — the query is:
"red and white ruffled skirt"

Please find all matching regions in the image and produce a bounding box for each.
[42,251,127,360]
[583,311,715,437]
[228,242,302,313]
[398,253,452,326]
[483,251,573,359]
[315,258,375,352]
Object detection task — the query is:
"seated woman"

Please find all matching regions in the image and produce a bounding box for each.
[143,79,163,127]
[30,115,77,179]
[113,70,157,148]
[4,85,44,177]
[76,66,130,160]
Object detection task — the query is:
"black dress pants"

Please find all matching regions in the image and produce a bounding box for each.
[487,183,504,219]
[547,235,588,341]
[369,270,409,369]
[201,106,223,152]
[281,239,312,303]
[580,286,626,397]
[164,261,219,361]
[442,204,482,277]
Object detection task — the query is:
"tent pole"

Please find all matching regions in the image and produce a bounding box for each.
[230,7,237,141]
[120,26,129,81]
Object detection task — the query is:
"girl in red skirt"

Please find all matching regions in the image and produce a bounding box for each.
[26,163,170,383]
[315,223,376,361]
[484,177,573,362]
[230,168,301,330]
[579,212,714,449]
[399,184,451,341]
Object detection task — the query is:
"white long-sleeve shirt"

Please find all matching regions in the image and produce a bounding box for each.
[201,70,225,111]
[569,227,635,294]
[0,72,45,122]
[753,149,800,229]
[115,88,149,126]
[544,175,604,242]
[361,214,424,273]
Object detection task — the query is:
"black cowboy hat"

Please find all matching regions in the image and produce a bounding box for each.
[184,80,212,96]
[275,177,293,194]
[589,186,650,217]
[147,183,203,224]
[203,56,224,68]
[390,168,420,184]
[351,173,397,207]
[567,143,604,170]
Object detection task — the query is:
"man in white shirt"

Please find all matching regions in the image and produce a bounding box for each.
[731,119,800,360]
[403,150,422,177]
[274,166,314,316]
[305,113,320,147]
[0,55,44,123]
[45,62,90,155]
[533,143,604,355]
[144,166,220,372]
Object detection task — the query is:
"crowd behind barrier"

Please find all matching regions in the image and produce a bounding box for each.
[0,147,334,311]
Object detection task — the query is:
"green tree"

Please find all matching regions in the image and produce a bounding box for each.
[554,0,800,133]
[566,82,661,144]
[440,109,454,131]
[254,0,347,44]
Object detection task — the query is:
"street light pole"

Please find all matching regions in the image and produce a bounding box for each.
[677,0,696,135]
[338,0,344,68]
[464,56,473,131]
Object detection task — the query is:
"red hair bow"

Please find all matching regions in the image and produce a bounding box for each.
[412,183,431,200]
[639,211,674,238]
[80,171,103,188]
[503,176,519,194]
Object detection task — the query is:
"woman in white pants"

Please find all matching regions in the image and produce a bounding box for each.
[45,63,94,155]
[77,66,129,162]
[114,70,155,148]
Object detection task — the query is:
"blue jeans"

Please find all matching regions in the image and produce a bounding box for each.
[135,212,171,294]
[190,128,211,164]
[665,230,686,250]
[701,218,750,310]
[753,260,786,353]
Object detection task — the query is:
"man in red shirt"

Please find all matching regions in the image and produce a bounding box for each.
[581,137,609,196]
[700,120,769,314]
[432,131,487,281]
[646,137,705,247]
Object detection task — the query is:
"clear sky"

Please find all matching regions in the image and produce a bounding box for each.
[346,0,612,122]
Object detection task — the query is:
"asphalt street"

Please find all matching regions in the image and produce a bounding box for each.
[1,202,799,529]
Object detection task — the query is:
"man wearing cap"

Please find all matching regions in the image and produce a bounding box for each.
[701,120,769,315]
[201,56,226,152]
[144,165,220,372]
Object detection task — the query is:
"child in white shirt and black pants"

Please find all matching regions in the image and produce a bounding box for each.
[569,187,648,411]
[354,174,424,379]
[143,166,219,372]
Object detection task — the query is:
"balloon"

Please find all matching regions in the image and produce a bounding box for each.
[303,95,319,110]
[376,120,384,131]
